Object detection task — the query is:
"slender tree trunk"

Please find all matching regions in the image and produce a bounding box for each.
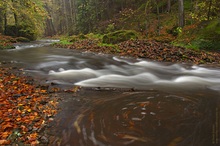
[69,0,75,34]
[145,2,150,37]
[11,0,18,35]
[178,0,185,27]
[14,13,18,35]
[190,0,193,24]
[63,0,69,34]
[207,0,212,20]
[0,9,4,34]
[4,13,7,35]
[167,0,171,13]
[195,0,198,12]
[156,1,160,35]
[73,0,77,25]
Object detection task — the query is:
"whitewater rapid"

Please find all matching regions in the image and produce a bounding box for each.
[48,57,220,91]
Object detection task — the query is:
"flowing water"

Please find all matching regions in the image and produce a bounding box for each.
[0,40,220,146]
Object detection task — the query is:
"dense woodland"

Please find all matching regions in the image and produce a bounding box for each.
[0,0,220,49]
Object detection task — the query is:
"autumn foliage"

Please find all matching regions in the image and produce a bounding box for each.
[0,67,58,145]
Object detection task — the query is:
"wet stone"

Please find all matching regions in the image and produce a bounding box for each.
[28,126,33,132]
[40,100,48,105]
[13,94,22,98]
[26,96,32,99]
[39,136,49,144]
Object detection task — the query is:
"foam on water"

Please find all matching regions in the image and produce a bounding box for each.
[75,73,159,87]
[46,56,220,91]
[14,44,47,50]
[13,39,59,50]
[36,61,68,69]
[49,68,103,81]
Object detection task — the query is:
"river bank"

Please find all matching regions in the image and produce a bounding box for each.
[0,63,60,145]
[54,38,220,65]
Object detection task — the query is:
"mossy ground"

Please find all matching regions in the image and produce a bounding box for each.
[174,19,220,51]
[92,0,220,51]
[102,30,140,44]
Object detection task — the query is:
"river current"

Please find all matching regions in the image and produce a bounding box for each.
[0,40,219,146]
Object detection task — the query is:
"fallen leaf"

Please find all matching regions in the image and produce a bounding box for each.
[0,140,10,145]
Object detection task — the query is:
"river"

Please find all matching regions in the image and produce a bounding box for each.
[0,40,220,146]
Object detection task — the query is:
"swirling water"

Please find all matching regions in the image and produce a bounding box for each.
[0,41,219,145]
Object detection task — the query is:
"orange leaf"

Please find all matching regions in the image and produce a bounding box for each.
[8,109,13,112]
[0,140,10,145]
[28,132,38,141]
[31,140,39,145]
[16,117,21,121]
[2,124,13,131]
[1,131,11,139]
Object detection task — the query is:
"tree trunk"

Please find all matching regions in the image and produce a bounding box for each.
[63,0,69,34]
[11,0,18,36]
[178,0,184,27]
[69,0,75,34]
[4,13,7,35]
[156,1,160,35]
[14,13,18,35]
[0,9,4,34]
[167,0,171,13]
[144,2,150,37]
[44,3,56,36]
[207,0,212,20]
[73,0,77,25]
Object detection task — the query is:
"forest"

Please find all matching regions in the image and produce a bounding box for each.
[0,0,220,50]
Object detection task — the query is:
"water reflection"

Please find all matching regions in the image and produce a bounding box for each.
[51,89,219,146]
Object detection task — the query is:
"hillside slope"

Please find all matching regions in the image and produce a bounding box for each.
[94,0,220,51]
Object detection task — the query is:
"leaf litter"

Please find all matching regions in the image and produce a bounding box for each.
[0,67,60,145]
[55,39,220,65]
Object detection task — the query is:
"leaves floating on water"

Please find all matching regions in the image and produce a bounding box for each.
[73,114,84,134]
[115,133,151,143]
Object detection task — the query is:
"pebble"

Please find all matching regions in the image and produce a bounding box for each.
[39,136,49,144]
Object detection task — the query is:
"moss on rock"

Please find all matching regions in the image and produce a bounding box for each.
[102,30,139,44]
[16,37,30,42]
